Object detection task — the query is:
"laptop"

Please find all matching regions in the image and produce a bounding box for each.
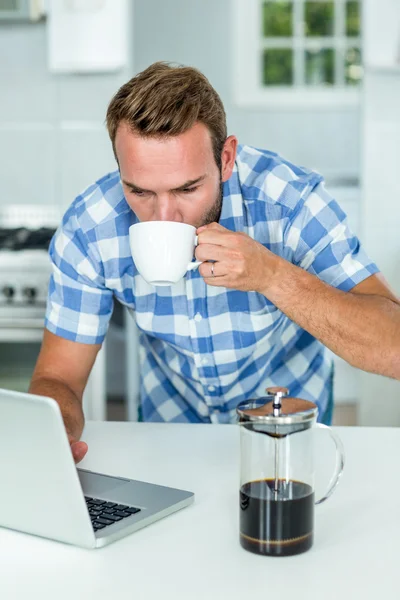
[0,388,194,549]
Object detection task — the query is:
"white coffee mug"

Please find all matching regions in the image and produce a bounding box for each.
[129,221,202,286]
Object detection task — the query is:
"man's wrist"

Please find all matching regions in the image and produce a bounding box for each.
[257,248,288,300]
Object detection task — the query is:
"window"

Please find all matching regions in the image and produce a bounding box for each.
[234,0,362,108]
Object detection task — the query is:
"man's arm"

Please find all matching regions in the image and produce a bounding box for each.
[196,223,400,380]
[29,329,101,463]
[263,268,400,379]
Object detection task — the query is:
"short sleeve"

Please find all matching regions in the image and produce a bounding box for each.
[284,180,379,291]
[45,208,113,344]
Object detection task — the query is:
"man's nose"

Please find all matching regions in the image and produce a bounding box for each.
[154,195,180,222]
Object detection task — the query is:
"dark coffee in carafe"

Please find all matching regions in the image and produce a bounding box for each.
[240,478,314,557]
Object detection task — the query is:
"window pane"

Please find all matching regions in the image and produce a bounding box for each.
[262,1,293,37]
[305,1,334,37]
[345,47,362,85]
[305,49,335,85]
[262,49,293,85]
[346,1,360,37]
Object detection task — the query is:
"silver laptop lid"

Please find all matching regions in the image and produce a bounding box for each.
[0,388,95,548]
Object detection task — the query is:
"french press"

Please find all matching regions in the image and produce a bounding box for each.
[236,387,345,557]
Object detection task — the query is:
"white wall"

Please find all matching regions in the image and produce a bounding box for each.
[0,19,128,211]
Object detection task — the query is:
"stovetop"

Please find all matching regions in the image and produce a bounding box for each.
[0,206,59,316]
[0,250,52,310]
[0,223,56,314]
[0,227,55,251]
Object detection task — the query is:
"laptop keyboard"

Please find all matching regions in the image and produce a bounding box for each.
[85,496,141,532]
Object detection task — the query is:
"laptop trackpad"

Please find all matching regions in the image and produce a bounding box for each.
[78,469,128,498]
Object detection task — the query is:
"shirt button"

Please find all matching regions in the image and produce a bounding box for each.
[207,385,216,392]
[194,313,202,322]
[201,357,209,366]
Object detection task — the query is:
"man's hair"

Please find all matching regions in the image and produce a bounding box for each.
[106,61,227,171]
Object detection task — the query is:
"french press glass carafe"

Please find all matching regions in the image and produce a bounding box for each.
[236,387,345,557]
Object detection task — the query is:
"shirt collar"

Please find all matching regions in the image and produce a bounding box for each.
[219,159,245,233]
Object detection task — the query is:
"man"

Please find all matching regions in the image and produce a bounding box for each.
[30,62,400,464]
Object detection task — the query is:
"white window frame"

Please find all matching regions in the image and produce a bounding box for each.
[233,0,362,109]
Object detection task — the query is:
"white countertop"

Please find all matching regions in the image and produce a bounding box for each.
[1,422,398,599]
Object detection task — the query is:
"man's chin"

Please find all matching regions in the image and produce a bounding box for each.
[199,203,223,228]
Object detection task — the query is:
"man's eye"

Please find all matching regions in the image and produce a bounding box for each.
[181,186,198,193]
[130,189,146,196]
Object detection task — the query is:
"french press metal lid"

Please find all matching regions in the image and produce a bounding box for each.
[236,387,318,435]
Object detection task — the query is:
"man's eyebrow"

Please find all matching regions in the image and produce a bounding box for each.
[122,180,151,193]
[122,175,207,193]
[172,175,207,191]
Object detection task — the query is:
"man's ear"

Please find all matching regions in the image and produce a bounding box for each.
[221,135,238,182]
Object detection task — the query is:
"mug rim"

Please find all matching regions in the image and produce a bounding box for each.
[129,220,196,231]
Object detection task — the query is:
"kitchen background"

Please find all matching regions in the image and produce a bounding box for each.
[0,0,399,425]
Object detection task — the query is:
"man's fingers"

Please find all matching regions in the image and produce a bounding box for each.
[195,243,229,262]
[70,441,88,464]
[197,226,242,248]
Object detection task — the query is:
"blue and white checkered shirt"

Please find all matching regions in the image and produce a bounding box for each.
[45,145,379,423]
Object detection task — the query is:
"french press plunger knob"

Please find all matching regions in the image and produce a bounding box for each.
[266,387,289,417]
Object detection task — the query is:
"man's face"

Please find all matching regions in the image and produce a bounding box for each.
[115,121,237,228]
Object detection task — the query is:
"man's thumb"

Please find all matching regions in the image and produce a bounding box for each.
[70,440,88,464]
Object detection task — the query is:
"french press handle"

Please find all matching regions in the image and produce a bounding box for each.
[314,424,345,505]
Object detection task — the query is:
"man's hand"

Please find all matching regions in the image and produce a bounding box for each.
[67,431,88,464]
[29,331,101,466]
[196,222,280,292]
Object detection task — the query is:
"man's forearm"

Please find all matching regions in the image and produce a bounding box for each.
[264,259,400,378]
[29,376,85,442]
